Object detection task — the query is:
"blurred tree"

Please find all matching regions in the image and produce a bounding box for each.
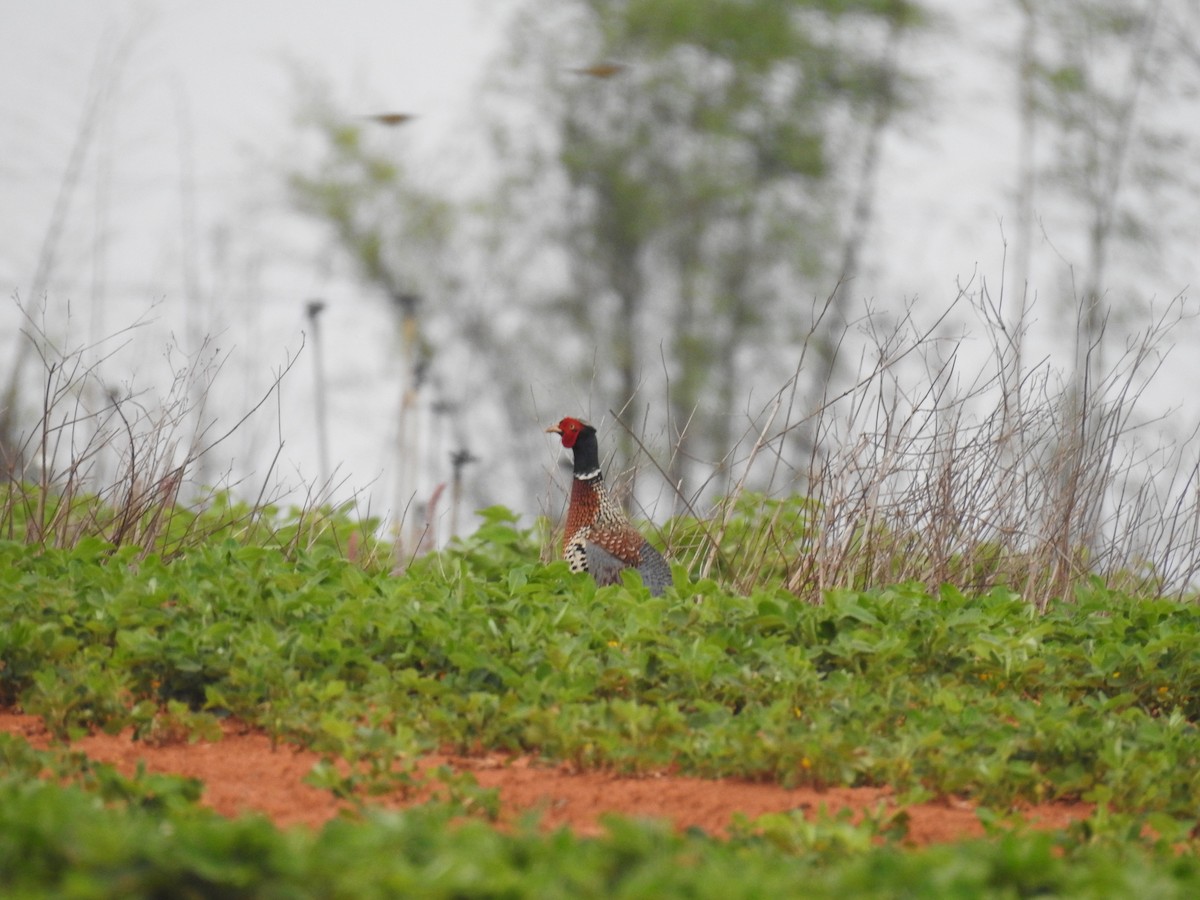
[0,23,143,479]
[1001,0,1199,565]
[488,0,928,500]
[1007,0,1189,375]
[287,82,460,544]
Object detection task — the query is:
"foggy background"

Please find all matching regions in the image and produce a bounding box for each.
[3,0,1197,550]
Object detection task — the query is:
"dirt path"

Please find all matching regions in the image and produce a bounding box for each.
[0,711,1091,843]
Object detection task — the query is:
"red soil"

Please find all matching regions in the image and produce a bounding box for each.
[0,711,1092,844]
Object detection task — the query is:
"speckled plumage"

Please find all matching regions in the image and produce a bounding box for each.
[547,417,672,595]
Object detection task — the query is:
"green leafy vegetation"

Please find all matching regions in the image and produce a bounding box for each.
[2,500,1198,894]
[0,776,1190,897]
[2,734,1199,898]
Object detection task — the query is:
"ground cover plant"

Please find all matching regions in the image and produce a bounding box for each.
[1,501,1198,896]
[3,743,1199,899]
[3,505,1198,812]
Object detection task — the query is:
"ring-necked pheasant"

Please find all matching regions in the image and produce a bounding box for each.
[546,417,673,595]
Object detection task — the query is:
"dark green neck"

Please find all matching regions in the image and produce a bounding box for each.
[572,427,602,479]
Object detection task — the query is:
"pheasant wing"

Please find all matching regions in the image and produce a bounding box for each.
[584,529,672,595]
[634,540,672,595]
[582,539,631,587]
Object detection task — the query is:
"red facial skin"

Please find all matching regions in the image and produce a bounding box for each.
[546,417,589,449]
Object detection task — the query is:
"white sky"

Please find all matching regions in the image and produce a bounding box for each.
[1,0,504,286]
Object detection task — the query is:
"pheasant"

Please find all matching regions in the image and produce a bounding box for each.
[546,417,673,595]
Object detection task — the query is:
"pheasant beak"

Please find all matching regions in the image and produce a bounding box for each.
[545,424,562,435]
